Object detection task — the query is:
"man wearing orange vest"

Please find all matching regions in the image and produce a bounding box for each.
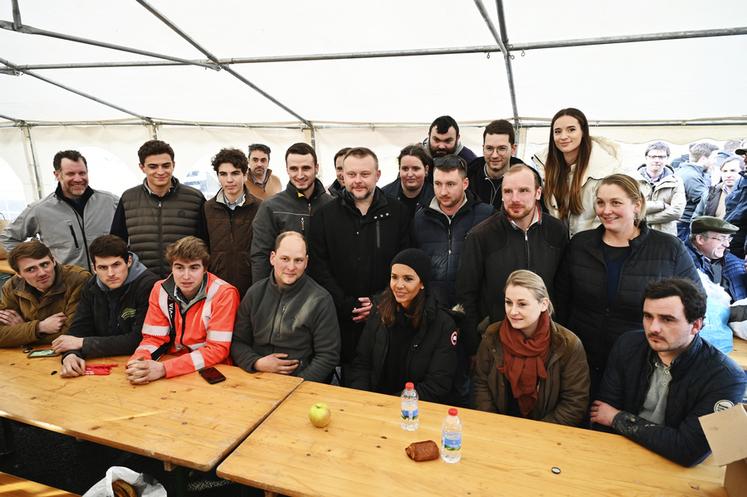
[126,236,239,384]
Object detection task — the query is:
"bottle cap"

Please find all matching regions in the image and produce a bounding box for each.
[448,408,458,416]
[405,382,414,390]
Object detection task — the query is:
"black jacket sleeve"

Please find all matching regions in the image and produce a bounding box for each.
[109,202,128,241]
[347,314,378,392]
[415,312,458,403]
[455,231,484,356]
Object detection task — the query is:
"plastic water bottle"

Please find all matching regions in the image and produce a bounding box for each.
[441,408,462,463]
[400,382,419,431]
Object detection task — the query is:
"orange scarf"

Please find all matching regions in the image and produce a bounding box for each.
[498,312,551,417]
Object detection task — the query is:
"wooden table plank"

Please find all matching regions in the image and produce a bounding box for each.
[0,471,79,496]
[218,382,725,497]
[730,336,747,370]
[0,350,302,471]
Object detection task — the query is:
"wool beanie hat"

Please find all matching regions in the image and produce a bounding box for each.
[391,248,431,288]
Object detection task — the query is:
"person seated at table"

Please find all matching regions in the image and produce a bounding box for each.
[51,235,159,377]
[0,240,89,347]
[555,173,701,396]
[126,236,239,384]
[231,231,340,382]
[590,278,746,467]
[348,248,458,403]
[473,270,590,426]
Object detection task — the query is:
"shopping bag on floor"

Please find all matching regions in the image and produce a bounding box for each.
[82,466,166,497]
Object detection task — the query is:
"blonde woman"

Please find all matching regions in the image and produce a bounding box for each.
[473,270,589,426]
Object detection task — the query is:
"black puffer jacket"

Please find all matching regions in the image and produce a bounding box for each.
[348,293,458,403]
[413,191,494,307]
[556,222,702,372]
[456,209,568,355]
[597,331,746,467]
[65,255,159,359]
[110,178,206,278]
[308,188,411,362]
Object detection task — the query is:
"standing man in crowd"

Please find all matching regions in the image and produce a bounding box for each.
[126,237,239,384]
[110,139,207,278]
[232,231,339,383]
[1,150,118,272]
[457,164,568,361]
[204,148,261,296]
[638,142,685,235]
[245,143,282,200]
[425,115,477,164]
[250,142,332,283]
[413,154,493,307]
[382,144,434,219]
[591,278,746,467]
[52,235,159,377]
[328,147,350,197]
[676,142,719,241]
[467,119,525,210]
[309,147,411,381]
[0,240,89,347]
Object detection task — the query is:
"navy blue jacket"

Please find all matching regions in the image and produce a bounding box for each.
[685,240,747,301]
[413,192,494,307]
[725,171,747,258]
[381,178,434,219]
[597,331,746,466]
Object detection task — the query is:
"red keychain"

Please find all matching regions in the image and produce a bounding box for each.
[84,363,118,375]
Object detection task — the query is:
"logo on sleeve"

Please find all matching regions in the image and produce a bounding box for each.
[449,330,458,347]
[713,400,735,412]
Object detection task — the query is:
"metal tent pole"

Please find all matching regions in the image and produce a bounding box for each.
[20,125,43,200]
[0,57,153,124]
[135,0,313,131]
[474,0,520,129]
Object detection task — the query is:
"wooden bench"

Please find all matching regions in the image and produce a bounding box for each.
[0,471,79,496]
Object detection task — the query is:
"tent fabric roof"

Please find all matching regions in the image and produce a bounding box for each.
[2,0,746,125]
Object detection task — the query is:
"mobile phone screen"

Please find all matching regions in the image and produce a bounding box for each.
[27,349,58,358]
[198,367,226,384]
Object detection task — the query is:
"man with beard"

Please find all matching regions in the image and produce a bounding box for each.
[424,115,477,165]
[456,164,568,363]
[466,119,526,210]
[591,278,745,467]
[382,144,434,219]
[309,147,410,382]
[250,142,332,283]
[245,143,282,200]
[413,154,493,307]
[1,150,118,272]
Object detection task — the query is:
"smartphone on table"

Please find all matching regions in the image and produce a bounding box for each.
[27,349,58,358]
[199,366,226,384]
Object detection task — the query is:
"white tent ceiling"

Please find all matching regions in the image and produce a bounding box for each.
[2,0,746,125]
[0,0,746,209]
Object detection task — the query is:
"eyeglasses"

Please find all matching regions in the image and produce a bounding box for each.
[484,145,511,155]
[646,154,668,160]
[704,234,733,243]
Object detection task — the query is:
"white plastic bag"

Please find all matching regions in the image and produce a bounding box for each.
[82,466,166,497]
[729,297,747,340]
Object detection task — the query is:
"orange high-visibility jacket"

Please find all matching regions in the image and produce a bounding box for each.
[130,272,239,378]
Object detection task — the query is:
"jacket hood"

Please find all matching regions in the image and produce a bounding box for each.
[421,136,465,156]
[95,252,148,291]
[637,164,675,182]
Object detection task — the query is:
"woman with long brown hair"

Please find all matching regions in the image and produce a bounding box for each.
[348,248,458,403]
[473,270,590,426]
[532,108,626,237]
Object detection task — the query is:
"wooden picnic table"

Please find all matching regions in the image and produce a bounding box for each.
[218,381,726,497]
[730,336,747,370]
[0,349,302,472]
